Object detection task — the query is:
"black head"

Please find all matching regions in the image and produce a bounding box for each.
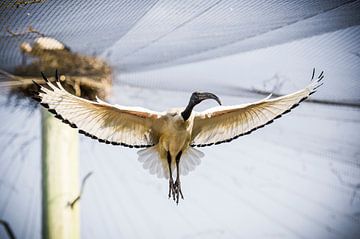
[189,92,222,106]
[181,92,221,121]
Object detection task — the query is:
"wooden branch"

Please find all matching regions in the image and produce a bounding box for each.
[0,75,110,90]
[6,25,44,37]
[68,171,94,209]
[15,0,45,8]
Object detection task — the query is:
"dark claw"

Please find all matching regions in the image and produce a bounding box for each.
[168,178,176,201]
[172,185,176,201]
[174,179,184,204]
[168,180,172,198]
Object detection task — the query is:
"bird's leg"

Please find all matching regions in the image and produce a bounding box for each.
[167,151,176,201]
[174,151,184,204]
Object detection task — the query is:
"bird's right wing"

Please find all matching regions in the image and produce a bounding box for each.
[191,69,324,147]
[34,72,162,148]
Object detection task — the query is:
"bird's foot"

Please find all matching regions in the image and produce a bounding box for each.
[168,178,176,201]
[174,179,184,204]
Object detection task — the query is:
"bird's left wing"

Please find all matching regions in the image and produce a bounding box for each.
[34,72,162,148]
[191,69,324,147]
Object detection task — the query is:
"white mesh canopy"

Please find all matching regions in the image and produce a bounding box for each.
[0,1,359,239]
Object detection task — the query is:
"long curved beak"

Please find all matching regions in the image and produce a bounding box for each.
[198,92,222,105]
[181,92,222,121]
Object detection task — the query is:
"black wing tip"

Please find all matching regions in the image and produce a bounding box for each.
[311,68,325,82]
[78,129,152,148]
[311,68,315,80]
[318,70,324,80]
[32,79,41,89]
[43,106,78,129]
[32,95,41,102]
[55,69,60,82]
[40,103,49,108]
[61,119,77,128]
[48,109,56,114]
[41,70,62,89]
[40,72,49,82]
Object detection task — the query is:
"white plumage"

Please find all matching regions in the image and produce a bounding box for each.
[137,146,204,179]
[33,69,324,203]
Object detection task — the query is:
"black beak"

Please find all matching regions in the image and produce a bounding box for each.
[196,92,222,105]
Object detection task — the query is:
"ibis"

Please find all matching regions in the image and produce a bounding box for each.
[33,69,324,204]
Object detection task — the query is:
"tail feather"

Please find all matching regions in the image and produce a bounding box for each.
[137,146,205,179]
[179,147,204,177]
[137,146,167,179]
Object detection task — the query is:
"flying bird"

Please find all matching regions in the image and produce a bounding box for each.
[33,69,324,204]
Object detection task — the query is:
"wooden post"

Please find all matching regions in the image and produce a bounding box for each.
[41,109,80,239]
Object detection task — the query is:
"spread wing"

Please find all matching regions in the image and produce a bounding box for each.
[191,69,324,147]
[33,72,162,148]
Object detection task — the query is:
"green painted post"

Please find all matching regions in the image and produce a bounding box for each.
[41,109,80,239]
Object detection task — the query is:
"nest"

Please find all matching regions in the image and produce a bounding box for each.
[7,37,112,104]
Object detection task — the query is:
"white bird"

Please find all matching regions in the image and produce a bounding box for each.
[33,69,324,204]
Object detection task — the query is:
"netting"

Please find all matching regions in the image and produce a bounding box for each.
[1,0,359,72]
[0,1,359,239]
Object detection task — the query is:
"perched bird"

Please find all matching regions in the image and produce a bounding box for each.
[20,37,70,54]
[33,69,324,204]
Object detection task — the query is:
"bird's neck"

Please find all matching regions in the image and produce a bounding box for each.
[181,103,195,121]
